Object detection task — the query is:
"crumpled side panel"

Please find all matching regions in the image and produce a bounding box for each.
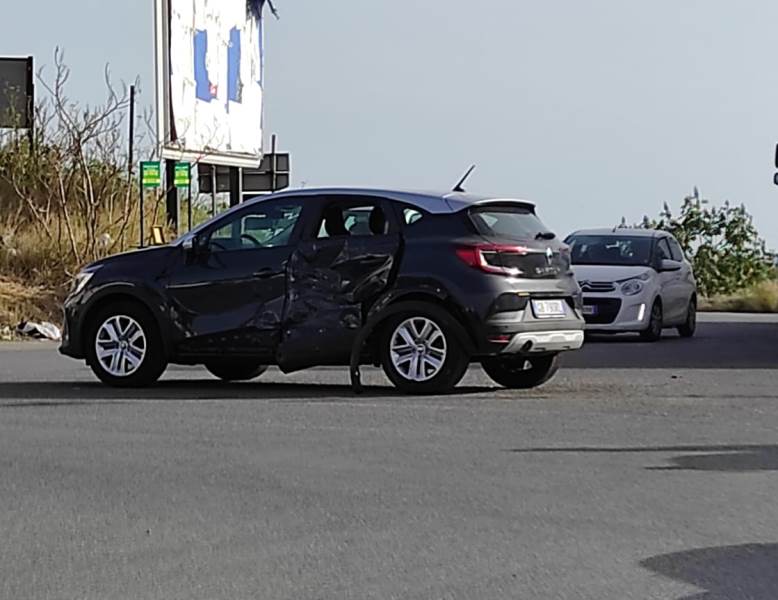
[277,236,399,372]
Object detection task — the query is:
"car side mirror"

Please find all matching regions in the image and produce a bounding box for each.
[182,235,207,255]
[659,259,682,272]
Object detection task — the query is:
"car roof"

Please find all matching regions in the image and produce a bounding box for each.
[568,228,670,239]
[251,187,536,215]
[176,187,536,245]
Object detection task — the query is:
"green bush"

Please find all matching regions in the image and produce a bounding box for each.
[635,189,773,297]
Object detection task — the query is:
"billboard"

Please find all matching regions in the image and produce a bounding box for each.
[155,0,265,167]
[0,57,33,129]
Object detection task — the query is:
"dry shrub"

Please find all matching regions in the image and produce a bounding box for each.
[699,280,778,313]
[0,276,60,325]
[0,51,173,326]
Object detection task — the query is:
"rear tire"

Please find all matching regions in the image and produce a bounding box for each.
[481,354,560,389]
[205,360,268,382]
[640,301,663,342]
[677,298,697,338]
[86,301,167,387]
[379,306,470,395]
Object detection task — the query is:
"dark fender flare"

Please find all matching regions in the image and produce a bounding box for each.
[348,300,476,394]
[79,283,171,358]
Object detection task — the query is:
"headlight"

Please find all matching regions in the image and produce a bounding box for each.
[621,278,645,296]
[71,271,96,295]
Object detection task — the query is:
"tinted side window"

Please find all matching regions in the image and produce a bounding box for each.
[668,238,685,262]
[314,200,391,239]
[208,201,304,251]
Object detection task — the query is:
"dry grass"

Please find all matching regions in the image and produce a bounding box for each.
[699,280,778,313]
[0,276,61,326]
[0,205,173,327]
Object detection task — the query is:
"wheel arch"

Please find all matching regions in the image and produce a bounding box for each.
[366,289,479,349]
[350,296,476,393]
[80,288,170,358]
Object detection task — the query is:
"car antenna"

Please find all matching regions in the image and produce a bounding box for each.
[452,164,476,193]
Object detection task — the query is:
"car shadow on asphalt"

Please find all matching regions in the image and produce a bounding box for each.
[507,444,778,472]
[640,543,778,599]
[565,322,778,369]
[0,380,496,405]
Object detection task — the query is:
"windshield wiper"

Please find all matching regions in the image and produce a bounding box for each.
[535,231,556,241]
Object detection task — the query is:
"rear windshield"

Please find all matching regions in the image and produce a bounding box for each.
[567,235,653,266]
[469,206,549,240]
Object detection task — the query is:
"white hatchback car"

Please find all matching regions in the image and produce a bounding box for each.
[565,229,697,341]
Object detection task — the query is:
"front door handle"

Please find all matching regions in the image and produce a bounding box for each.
[253,267,280,279]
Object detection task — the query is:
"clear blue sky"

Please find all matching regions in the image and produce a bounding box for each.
[6,0,778,246]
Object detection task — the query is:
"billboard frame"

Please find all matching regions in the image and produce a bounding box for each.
[154,0,265,168]
[0,56,34,132]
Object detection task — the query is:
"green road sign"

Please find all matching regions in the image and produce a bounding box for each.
[140,161,161,188]
[174,162,191,188]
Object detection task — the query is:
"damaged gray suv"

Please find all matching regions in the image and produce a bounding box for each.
[60,188,585,394]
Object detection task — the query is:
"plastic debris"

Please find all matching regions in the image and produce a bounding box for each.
[16,321,62,341]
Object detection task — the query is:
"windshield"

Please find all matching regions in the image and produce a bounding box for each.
[469,206,550,240]
[567,235,653,266]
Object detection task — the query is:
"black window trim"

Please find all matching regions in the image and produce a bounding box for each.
[303,194,400,240]
[667,236,685,262]
[655,237,673,262]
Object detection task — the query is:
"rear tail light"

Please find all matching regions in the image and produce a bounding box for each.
[455,244,530,276]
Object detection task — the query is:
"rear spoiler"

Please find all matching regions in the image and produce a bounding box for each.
[465,199,537,213]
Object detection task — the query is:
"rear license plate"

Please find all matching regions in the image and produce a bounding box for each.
[582,305,598,316]
[531,299,566,319]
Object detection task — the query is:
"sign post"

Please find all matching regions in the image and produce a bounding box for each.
[140,161,162,248]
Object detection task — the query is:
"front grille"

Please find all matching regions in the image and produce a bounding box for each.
[579,280,616,293]
[583,298,622,324]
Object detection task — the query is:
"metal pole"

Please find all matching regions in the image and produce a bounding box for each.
[229,167,240,207]
[165,159,179,232]
[211,165,217,217]
[128,85,135,178]
[187,163,193,231]
[26,56,34,153]
[271,133,277,192]
[139,173,145,248]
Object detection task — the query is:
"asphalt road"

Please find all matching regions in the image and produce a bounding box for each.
[1,314,777,599]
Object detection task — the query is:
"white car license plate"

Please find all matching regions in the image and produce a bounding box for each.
[532,299,566,319]
[582,305,597,316]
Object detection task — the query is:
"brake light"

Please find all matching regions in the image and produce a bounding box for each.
[455,244,530,276]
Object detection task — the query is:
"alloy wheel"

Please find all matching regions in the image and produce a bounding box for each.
[390,317,448,382]
[94,315,147,377]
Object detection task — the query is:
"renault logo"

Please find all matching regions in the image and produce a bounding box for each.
[545,247,554,265]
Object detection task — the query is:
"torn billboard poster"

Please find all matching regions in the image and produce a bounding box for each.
[158,0,265,166]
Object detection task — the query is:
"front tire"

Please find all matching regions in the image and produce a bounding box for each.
[677,298,697,338]
[481,354,560,389]
[640,301,663,342]
[379,307,469,395]
[205,360,268,382]
[86,301,167,387]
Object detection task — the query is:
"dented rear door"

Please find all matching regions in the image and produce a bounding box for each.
[277,196,401,372]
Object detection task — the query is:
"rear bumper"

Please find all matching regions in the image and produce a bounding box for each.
[502,330,584,353]
[477,299,585,356]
